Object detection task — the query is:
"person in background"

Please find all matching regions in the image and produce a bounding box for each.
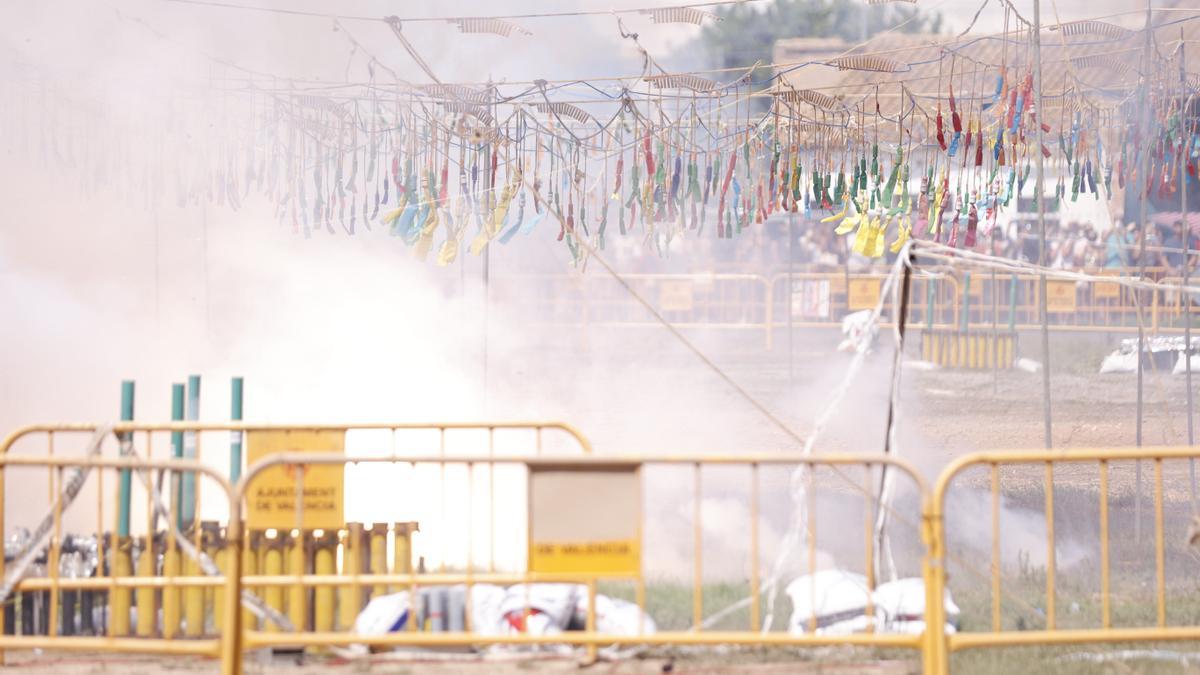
[1082,224,1103,268]
[1020,221,1040,262]
[989,226,1007,258]
[1072,224,1097,268]
[1158,219,1195,272]
[1049,221,1076,269]
[1127,222,1145,269]
[1104,222,1131,268]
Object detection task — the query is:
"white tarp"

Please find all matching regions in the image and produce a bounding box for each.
[786,570,878,635]
[572,593,658,636]
[873,577,960,634]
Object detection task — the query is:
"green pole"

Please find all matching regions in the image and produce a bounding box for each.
[116,381,135,538]
[230,377,244,483]
[182,375,200,528]
[926,278,935,331]
[170,383,185,530]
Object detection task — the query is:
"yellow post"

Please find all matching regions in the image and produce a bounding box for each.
[923,502,948,675]
[135,536,157,637]
[288,530,307,632]
[242,531,260,630]
[392,522,418,575]
[111,534,133,636]
[263,534,284,633]
[313,531,336,635]
[369,523,388,597]
[220,511,245,675]
[213,544,227,632]
[162,538,181,638]
[199,521,220,634]
[184,553,204,636]
[338,524,363,630]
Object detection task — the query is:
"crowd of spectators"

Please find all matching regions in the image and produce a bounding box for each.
[763,218,1200,274]
[992,219,1199,272]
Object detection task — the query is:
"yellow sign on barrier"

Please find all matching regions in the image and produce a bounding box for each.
[1094,272,1121,299]
[1046,280,1078,312]
[528,466,641,576]
[847,277,882,311]
[246,430,344,530]
[658,280,695,312]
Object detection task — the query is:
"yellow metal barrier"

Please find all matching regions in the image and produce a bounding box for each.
[929,446,1200,669]
[497,272,776,348]
[920,329,1017,369]
[234,451,929,660]
[11,421,1200,673]
[771,271,962,331]
[0,421,589,673]
[0,453,238,664]
[496,269,1193,339]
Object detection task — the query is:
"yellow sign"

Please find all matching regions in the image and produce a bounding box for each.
[659,280,695,312]
[1094,272,1121,299]
[847,277,882,311]
[528,467,641,577]
[246,430,344,530]
[1046,280,1078,313]
[530,540,641,575]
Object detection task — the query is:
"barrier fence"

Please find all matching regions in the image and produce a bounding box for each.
[494,268,1194,348]
[2,424,1200,674]
[928,446,1200,673]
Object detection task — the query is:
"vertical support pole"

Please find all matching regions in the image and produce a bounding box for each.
[117,381,135,537]
[314,531,336,635]
[1180,56,1196,507]
[1033,0,1052,450]
[111,534,132,636]
[338,524,364,630]
[369,524,388,598]
[161,540,181,638]
[213,542,227,633]
[184,549,204,637]
[393,522,416,575]
[961,272,971,333]
[788,208,795,383]
[288,531,307,633]
[135,536,156,637]
[230,377,244,483]
[170,383,184,530]
[262,533,283,633]
[1135,4,1153,544]
[926,276,935,331]
[1008,274,1018,332]
[923,500,947,675]
[241,532,260,631]
[992,267,1000,390]
[182,375,200,529]
[113,382,135,638]
[220,517,244,675]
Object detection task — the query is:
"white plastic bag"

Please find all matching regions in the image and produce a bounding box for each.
[1100,350,1138,374]
[838,310,878,353]
[498,583,584,634]
[467,583,509,636]
[353,590,412,637]
[572,593,657,636]
[1174,353,1200,375]
[786,570,877,635]
[873,577,959,635]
